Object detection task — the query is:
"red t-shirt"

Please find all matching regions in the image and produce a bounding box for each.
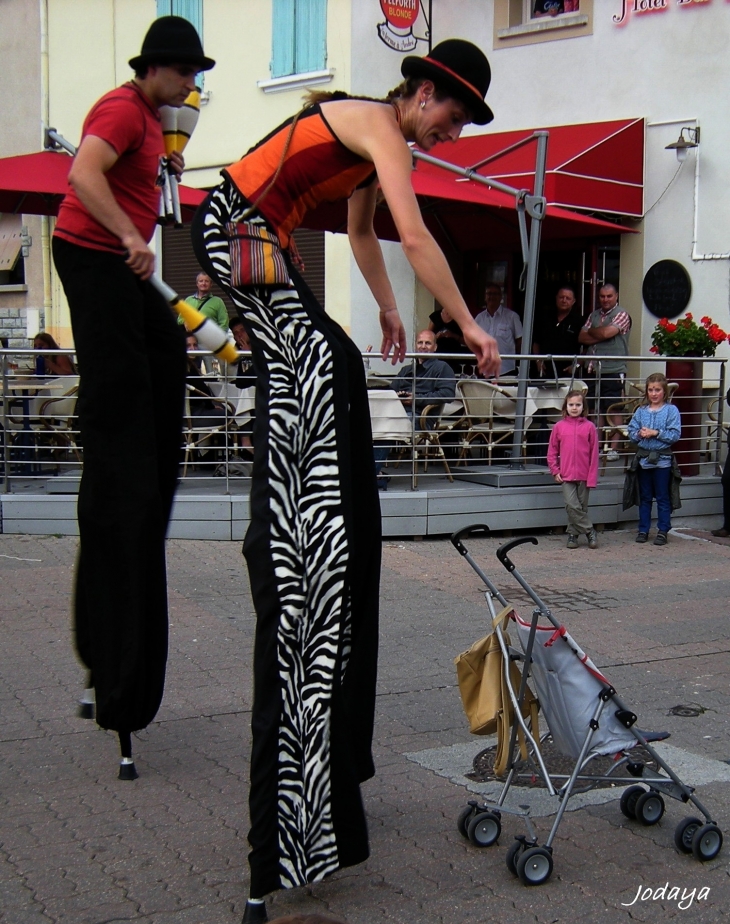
[54,82,163,254]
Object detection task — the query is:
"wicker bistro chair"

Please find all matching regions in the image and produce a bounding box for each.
[599,396,641,474]
[705,395,729,461]
[385,399,461,486]
[35,385,82,466]
[412,399,463,482]
[456,379,527,465]
[182,385,239,476]
[5,376,81,472]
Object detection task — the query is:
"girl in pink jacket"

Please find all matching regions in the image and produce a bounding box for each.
[548,390,599,549]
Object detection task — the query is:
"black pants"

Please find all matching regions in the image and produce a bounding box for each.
[52,237,186,733]
[722,441,730,530]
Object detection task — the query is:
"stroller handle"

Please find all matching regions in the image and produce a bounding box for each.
[496,536,538,572]
[450,524,490,556]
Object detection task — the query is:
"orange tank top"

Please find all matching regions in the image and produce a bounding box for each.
[224,104,376,248]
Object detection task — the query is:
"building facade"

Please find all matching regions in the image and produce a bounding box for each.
[2,0,729,367]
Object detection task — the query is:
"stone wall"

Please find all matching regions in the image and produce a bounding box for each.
[0,308,31,349]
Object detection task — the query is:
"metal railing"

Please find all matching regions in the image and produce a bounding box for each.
[1,348,727,494]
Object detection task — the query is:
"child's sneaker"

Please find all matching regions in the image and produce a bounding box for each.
[566,535,579,549]
[653,531,668,546]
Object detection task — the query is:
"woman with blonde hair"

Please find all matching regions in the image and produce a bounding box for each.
[627,372,681,546]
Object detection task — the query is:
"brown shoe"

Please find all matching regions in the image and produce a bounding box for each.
[711,528,730,538]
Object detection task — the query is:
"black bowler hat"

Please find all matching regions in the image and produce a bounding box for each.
[401,39,493,125]
[129,16,216,72]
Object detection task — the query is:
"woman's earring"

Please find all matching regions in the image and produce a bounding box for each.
[420,100,426,109]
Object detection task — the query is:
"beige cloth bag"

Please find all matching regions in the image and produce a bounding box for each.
[454,605,540,777]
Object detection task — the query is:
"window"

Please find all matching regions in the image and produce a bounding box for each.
[530,1,580,19]
[156,0,202,35]
[0,215,25,288]
[271,0,327,78]
[495,0,592,48]
[156,0,205,88]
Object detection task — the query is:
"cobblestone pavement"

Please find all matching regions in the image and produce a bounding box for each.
[1,518,729,924]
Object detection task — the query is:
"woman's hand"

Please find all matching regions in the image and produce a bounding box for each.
[462,324,501,378]
[554,473,564,484]
[379,307,407,365]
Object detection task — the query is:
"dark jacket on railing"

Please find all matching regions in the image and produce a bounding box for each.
[623,447,682,511]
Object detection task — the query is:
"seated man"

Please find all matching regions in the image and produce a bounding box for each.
[373,330,456,490]
[389,329,457,422]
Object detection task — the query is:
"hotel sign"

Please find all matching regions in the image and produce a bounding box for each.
[614,0,714,26]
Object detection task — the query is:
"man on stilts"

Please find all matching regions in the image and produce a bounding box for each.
[52,16,215,778]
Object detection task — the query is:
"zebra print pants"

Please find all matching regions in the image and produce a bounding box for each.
[193,181,381,896]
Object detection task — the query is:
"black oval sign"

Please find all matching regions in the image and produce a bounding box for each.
[642,260,692,319]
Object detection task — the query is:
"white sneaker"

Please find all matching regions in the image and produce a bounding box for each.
[606,449,620,462]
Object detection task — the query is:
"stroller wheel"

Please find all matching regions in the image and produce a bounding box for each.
[691,823,723,862]
[619,785,646,819]
[467,811,501,848]
[516,846,554,886]
[457,805,476,839]
[634,790,665,826]
[506,839,524,876]
[674,817,704,854]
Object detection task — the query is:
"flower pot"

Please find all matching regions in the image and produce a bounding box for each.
[665,359,702,476]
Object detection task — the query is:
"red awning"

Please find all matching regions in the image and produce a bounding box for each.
[302,118,641,251]
[423,118,645,218]
[0,150,206,219]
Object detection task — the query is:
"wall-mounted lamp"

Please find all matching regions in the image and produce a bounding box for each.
[665,126,700,163]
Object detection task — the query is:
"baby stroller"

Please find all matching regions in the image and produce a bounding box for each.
[451,524,723,886]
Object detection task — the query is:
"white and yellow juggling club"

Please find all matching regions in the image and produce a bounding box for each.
[159,88,202,226]
[150,275,238,365]
[158,104,177,224]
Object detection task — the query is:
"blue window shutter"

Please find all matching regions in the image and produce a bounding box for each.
[171,0,203,36]
[156,1,204,86]
[272,0,296,77]
[295,0,327,74]
[156,1,203,40]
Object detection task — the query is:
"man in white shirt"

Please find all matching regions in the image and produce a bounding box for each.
[474,283,522,377]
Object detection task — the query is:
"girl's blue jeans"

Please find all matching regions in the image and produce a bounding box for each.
[638,466,672,534]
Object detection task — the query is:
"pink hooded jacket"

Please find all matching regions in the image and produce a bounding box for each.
[547,416,599,488]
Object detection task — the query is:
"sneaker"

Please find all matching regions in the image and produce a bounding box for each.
[635,532,648,543]
[566,535,579,549]
[606,449,620,462]
[587,529,598,549]
[653,531,668,546]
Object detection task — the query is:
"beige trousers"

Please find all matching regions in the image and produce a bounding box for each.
[562,480,593,536]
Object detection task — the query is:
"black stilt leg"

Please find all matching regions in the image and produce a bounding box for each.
[118,731,138,781]
[241,900,268,924]
[78,671,95,720]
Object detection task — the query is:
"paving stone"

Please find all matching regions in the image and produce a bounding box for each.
[1,529,730,922]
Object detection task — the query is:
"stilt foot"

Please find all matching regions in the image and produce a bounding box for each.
[118,757,138,781]
[241,899,268,923]
[78,687,95,719]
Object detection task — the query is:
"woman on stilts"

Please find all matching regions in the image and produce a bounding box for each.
[192,40,500,923]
